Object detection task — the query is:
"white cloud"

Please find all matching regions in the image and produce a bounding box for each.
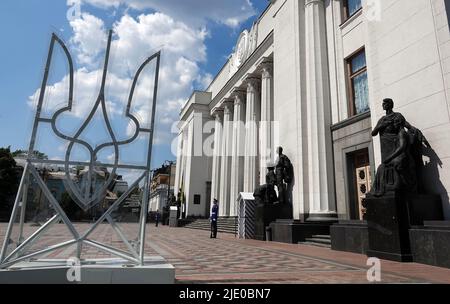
[118,168,146,184]
[196,73,213,90]
[29,11,211,147]
[69,13,107,66]
[110,13,207,75]
[72,0,256,29]
[225,18,240,28]
[28,67,128,118]
[107,153,115,161]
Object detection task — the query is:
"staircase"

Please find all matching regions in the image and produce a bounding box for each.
[299,234,331,248]
[182,217,237,234]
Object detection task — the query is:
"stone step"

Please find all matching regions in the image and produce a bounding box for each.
[300,241,331,248]
[184,223,237,228]
[298,233,331,248]
[181,218,237,234]
[183,224,235,229]
[311,235,331,240]
[183,226,236,234]
[304,237,331,245]
[184,222,237,226]
[184,222,236,226]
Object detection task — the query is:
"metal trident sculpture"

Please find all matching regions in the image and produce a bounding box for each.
[0,30,160,268]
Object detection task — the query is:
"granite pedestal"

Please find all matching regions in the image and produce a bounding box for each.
[330,220,369,254]
[269,220,331,244]
[406,194,443,225]
[409,221,450,268]
[254,204,280,240]
[365,193,413,262]
[364,192,443,262]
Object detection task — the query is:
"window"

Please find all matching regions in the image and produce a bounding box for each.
[343,0,362,21]
[346,49,369,116]
[194,194,201,205]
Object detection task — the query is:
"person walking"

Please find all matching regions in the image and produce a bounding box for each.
[210,199,219,238]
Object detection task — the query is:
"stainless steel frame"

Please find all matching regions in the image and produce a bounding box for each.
[0,30,160,268]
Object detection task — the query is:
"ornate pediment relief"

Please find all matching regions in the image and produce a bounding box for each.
[229,22,258,79]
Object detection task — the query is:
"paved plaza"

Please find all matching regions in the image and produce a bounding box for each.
[1,223,450,284]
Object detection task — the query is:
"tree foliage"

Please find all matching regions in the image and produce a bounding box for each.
[11,149,48,160]
[0,147,20,210]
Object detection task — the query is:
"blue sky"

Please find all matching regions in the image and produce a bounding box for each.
[0,0,269,182]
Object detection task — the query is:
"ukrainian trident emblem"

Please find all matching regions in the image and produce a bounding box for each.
[0,30,160,268]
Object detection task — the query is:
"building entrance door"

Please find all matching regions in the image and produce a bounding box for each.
[353,150,371,220]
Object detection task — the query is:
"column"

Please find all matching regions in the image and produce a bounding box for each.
[173,130,184,197]
[218,101,233,216]
[210,109,223,207]
[259,62,274,185]
[304,0,336,220]
[229,90,246,216]
[177,131,188,219]
[243,77,261,193]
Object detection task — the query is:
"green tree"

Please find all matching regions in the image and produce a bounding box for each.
[11,149,48,160]
[0,147,20,219]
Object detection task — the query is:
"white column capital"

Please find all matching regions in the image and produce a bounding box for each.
[245,76,261,93]
[213,112,222,122]
[222,101,234,114]
[211,106,223,119]
[305,0,324,7]
[259,61,273,79]
[231,89,246,105]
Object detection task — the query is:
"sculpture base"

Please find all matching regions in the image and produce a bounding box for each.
[269,220,331,244]
[365,193,413,262]
[406,194,443,225]
[409,221,450,268]
[0,256,175,284]
[254,204,279,240]
[254,203,293,240]
[331,220,369,254]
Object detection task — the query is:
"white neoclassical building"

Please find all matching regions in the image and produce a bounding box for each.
[174,0,450,223]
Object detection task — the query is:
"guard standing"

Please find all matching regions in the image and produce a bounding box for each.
[210,199,219,238]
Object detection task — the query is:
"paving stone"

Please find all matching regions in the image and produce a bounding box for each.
[1,224,450,283]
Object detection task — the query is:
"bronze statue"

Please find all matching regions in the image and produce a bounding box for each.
[370,98,429,196]
[253,147,293,206]
[275,147,293,204]
[253,166,278,205]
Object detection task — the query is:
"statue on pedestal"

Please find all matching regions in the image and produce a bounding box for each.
[253,166,277,206]
[363,98,443,262]
[253,146,293,206]
[369,98,429,197]
[275,147,293,204]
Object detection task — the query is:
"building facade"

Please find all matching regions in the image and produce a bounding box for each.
[149,163,176,212]
[174,0,450,221]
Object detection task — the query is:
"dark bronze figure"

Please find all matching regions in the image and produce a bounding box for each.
[369,98,430,196]
[275,147,293,204]
[253,166,278,205]
[364,98,443,263]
